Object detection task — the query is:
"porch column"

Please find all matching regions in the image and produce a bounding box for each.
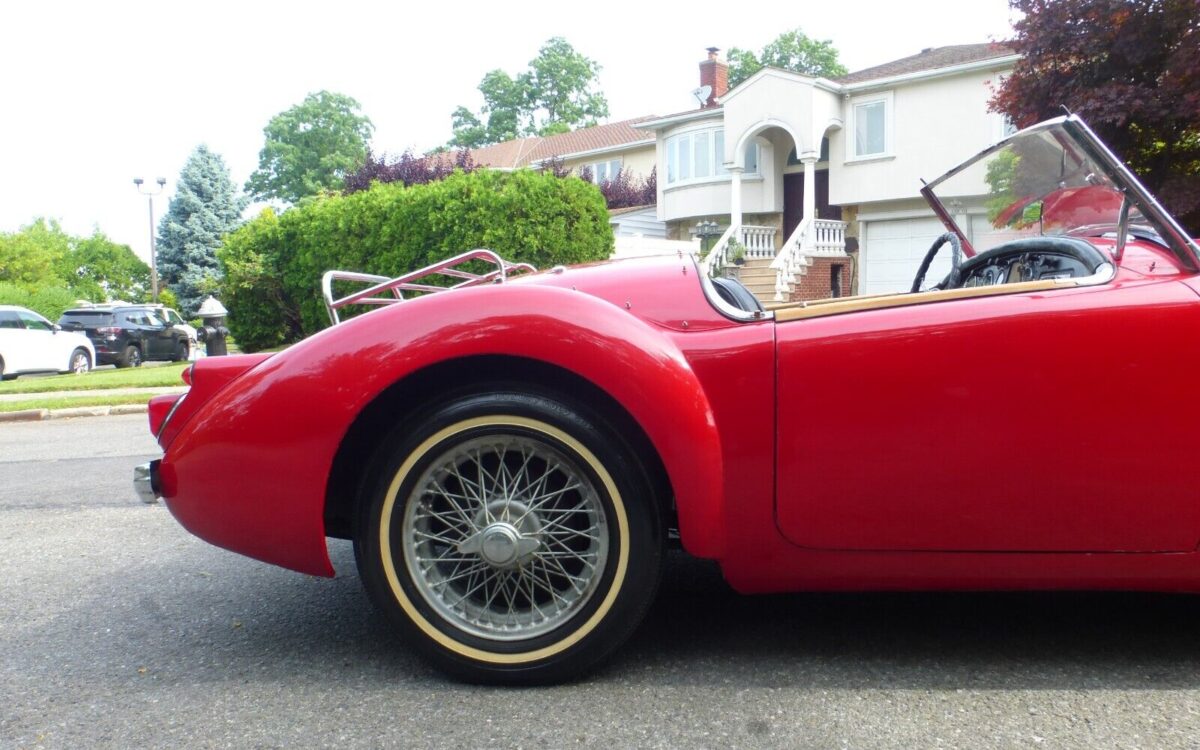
[729,167,743,229]
[801,154,818,250]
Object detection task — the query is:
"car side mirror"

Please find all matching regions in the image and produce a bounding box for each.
[52,323,61,333]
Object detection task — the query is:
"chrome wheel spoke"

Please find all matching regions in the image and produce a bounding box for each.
[402,433,609,641]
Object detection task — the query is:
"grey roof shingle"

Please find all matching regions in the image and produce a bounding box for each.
[834,43,1016,85]
[442,117,656,169]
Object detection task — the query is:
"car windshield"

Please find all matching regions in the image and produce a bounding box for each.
[923,117,1200,266]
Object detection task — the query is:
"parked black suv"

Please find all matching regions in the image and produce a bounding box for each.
[58,305,190,367]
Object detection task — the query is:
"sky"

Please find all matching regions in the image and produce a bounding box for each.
[0,0,1019,264]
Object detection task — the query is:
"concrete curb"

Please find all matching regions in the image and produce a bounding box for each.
[0,408,51,422]
[0,403,148,422]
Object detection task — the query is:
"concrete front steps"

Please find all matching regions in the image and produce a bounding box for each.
[733,257,808,305]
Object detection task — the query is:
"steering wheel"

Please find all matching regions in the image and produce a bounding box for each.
[911,232,964,293]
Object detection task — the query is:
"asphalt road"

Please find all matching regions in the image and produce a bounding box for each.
[5,415,1200,748]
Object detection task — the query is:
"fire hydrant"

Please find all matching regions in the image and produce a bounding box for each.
[195,296,230,357]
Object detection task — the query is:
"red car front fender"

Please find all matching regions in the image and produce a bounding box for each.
[161,284,726,576]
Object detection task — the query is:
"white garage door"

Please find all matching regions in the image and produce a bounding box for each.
[860,217,950,296]
[969,214,1039,254]
[860,214,1043,296]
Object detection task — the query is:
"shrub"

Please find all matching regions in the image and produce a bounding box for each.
[344,149,478,193]
[219,169,612,352]
[0,282,79,321]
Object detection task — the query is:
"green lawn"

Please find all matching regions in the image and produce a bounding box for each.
[0,393,155,413]
[0,363,189,394]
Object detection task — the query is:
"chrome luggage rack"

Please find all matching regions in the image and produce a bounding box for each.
[321,249,537,325]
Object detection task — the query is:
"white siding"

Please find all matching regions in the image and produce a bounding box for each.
[829,68,1012,207]
[611,207,667,238]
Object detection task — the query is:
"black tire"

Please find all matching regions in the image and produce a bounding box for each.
[65,348,91,375]
[0,356,14,381]
[171,340,189,362]
[354,390,663,684]
[116,344,142,368]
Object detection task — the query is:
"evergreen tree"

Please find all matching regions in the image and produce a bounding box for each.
[157,145,246,314]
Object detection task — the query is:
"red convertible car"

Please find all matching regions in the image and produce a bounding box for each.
[137,116,1200,683]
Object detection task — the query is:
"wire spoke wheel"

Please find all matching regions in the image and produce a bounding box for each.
[400,434,608,641]
[357,391,663,683]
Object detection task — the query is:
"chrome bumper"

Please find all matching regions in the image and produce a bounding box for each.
[134,460,162,504]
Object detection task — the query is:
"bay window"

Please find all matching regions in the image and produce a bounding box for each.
[666,128,758,185]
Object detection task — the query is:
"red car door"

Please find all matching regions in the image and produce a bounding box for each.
[775,279,1200,552]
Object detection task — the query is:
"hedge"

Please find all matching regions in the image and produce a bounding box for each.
[219,169,613,352]
[0,282,79,322]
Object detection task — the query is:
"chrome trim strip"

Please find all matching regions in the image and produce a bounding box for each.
[155,391,187,440]
[695,256,771,323]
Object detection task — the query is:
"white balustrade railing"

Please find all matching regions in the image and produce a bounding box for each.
[769,219,848,301]
[811,219,847,256]
[770,217,812,302]
[700,223,739,277]
[739,225,777,259]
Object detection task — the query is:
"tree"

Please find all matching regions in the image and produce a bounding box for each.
[245,91,375,204]
[0,219,149,315]
[61,231,151,302]
[0,218,70,287]
[158,145,247,314]
[727,28,848,89]
[991,0,1200,232]
[450,38,608,147]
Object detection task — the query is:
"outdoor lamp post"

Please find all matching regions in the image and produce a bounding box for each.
[133,176,167,303]
[695,220,721,254]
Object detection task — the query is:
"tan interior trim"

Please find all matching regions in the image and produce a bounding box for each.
[773,278,1082,322]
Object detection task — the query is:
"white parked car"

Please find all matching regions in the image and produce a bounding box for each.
[0,305,95,380]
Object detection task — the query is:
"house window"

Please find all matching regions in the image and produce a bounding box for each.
[743,142,758,173]
[588,158,622,183]
[665,128,758,185]
[992,113,1019,142]
[694,134,709,177]
[831,264,844,298]
[848,92,893,159]
[855,101,886,156]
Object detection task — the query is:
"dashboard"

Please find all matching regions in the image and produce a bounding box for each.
[946,237,1109,290]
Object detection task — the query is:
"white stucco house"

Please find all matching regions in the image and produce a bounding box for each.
[455,43,1020,302]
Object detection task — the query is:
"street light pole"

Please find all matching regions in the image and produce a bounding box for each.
[133,176,167,303]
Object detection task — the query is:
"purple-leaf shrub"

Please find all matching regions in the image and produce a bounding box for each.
[344,149,479,193]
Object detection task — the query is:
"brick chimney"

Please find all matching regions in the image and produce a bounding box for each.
[698,47,728,108]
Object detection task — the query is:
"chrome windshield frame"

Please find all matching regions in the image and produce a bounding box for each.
[920,115,1200,271]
